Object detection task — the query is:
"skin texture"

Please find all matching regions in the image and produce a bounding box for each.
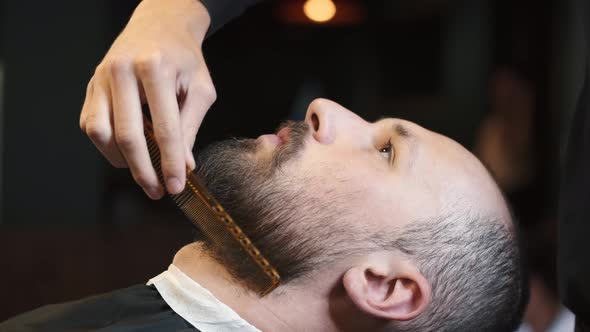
[79,0,215,199]
[173,98,512,331]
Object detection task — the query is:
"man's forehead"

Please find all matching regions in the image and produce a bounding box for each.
[379,118,510,223]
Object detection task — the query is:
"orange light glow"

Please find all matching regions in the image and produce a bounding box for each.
[303,0,337,23]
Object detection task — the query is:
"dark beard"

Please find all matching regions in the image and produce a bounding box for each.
[193,121,375,291]
[193,121,322,286]
[195,121,310,202]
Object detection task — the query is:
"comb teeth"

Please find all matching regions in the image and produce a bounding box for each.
[146,134,165,184]
[143,117,280,295]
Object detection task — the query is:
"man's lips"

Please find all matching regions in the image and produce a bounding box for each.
[257,134,282,146]
[256,126,293,148]
[277,127,291,144]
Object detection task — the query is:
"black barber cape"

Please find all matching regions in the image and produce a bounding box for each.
[0,285,199,332]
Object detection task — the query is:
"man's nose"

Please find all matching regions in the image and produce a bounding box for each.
[304,98,368,145]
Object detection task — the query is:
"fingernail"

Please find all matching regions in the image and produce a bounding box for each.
[188,155,196,170]
[167,177,183,194]
[146,186,164,200]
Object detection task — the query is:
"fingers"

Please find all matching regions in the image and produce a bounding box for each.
[179,103,201,171]
[79,79,93,131]
[81,58,206,198]
[180,75,217,170]
[110,59,164,200]
[139,58,186,194]
[81,77,128,169]
[78,0,215,200]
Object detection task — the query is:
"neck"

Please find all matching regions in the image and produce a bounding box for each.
[173,243,338,331]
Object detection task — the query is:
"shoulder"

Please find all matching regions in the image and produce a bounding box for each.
[0,285,198,332]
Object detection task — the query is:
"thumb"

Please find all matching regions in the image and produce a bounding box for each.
[180,85,215,170]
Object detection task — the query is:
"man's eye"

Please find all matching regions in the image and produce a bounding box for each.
[379,140,393,160]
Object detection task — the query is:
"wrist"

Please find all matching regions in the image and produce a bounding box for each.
[135,0,211,44]
[188,0,212,43]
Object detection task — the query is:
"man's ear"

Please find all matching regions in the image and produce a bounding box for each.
[342,256,431,321]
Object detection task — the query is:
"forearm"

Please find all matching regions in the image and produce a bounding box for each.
[133,0,211,46]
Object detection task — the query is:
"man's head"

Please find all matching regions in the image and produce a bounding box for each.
[195,98,526,331]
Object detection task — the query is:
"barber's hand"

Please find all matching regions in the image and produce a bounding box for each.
[80,0,215,199]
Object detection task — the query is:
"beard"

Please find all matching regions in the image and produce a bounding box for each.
[193,121,375,290]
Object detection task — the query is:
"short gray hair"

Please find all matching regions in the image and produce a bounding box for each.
[383,212,526,332]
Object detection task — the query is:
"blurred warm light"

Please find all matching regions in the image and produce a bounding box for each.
[303,0,337,23]
[276,0,365,26]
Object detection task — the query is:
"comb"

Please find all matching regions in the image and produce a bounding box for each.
[143,117,280,296]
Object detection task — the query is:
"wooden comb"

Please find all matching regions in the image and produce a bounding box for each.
[143,117,280,296]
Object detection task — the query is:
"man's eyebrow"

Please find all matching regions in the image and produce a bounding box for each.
[394,123,411,138]
[392,123,417,169]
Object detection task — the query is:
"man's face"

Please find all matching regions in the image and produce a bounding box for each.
[195,98,509,282]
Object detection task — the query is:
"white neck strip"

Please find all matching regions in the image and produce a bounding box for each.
[147,264,260,332]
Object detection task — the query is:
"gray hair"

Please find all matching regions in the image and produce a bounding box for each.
[381,212,527,332]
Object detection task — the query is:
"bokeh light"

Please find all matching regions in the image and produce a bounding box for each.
[303,0,337,23]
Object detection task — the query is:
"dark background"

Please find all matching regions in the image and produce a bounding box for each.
[0,0,584,323]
